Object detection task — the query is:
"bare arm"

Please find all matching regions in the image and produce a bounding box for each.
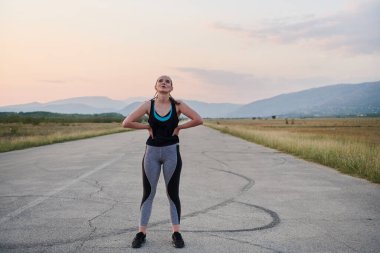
[175,100,203,134]
[121,101,150,130]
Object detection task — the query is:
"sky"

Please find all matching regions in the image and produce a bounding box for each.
[1,0,379,106]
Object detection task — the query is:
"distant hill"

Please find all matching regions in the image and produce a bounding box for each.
[47,96,126,111]
[0,96,242,118]
[228,81,380,118]
[0,96,148,115]
[1,81,379,118]
[118,101,144,116]
[179,100,242,118]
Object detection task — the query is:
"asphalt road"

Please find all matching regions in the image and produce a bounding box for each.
[0,126,379,253]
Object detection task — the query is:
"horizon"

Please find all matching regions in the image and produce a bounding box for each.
[1,79,379,107]
[1,0,379,107]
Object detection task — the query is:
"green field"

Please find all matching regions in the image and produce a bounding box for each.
[0,122,130,153]
[0,112,132,152]
[204,118,380,184]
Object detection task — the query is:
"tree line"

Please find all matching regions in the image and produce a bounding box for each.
[0,111,137,124]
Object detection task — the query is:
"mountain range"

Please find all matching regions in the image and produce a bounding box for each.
[1,81,379,118]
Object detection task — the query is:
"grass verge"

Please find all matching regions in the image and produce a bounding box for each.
[204,118,380,184]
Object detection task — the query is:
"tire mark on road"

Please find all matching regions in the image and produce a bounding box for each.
[0,149,281,249]
[179,151,280,233]
[208,233,285,253]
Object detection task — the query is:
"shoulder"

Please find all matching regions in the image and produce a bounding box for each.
[175,99,186,106]
[175,100,193,113]
[139,100,152,112]
[142,99,152,106]
[176,99,190,108]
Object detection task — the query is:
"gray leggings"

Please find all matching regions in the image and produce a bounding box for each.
[140,143,182,226]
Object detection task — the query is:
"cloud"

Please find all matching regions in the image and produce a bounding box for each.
[176,67,342,103]
[176,67,327,103]
[213,1,380,54]
[177,67,269,102]
[177,67,261,87]
[177,67,333,90]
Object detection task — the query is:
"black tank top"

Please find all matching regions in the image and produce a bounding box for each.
[146,98,179,147]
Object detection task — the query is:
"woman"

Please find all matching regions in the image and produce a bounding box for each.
[122,75,203,248]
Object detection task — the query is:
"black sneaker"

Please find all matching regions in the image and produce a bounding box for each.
[172,232,185,248]
[131,232,146,248]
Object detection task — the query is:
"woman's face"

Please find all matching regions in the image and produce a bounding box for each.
[155,76,173,93]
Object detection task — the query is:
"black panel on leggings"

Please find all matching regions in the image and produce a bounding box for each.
[140,149,151,209]
[167,145,182,223]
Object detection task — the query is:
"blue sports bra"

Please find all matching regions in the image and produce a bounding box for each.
[153,101,173,121]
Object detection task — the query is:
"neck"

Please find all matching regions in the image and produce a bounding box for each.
[156,93,170,103]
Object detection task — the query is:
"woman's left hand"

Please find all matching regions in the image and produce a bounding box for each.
[172,127,180,136]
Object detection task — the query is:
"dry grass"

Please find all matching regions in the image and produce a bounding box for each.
[0,122,130,152]
[205,118,380,184]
